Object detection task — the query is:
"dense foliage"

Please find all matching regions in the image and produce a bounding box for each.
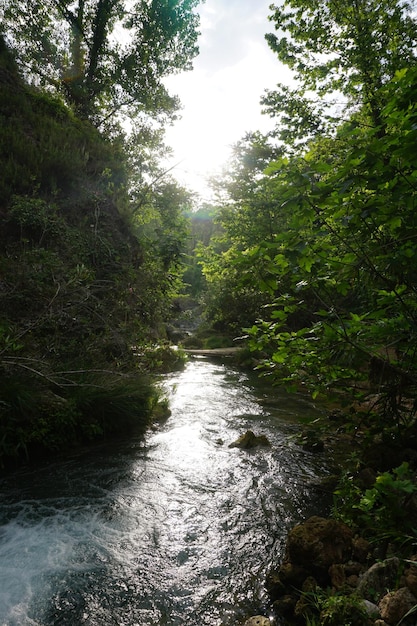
[0,30,194,467]
[0,0,200,124]
[263,0,417,145]
[199,0,417,441]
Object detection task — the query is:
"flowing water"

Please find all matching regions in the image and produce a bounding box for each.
[0,357,333,626]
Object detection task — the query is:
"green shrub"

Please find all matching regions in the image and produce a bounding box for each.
[0,367,160,466]
[134,343,187,372]
[301,589,370,626]
[333,462,417,552]
[69,373,158,438]
[319,594,369,626]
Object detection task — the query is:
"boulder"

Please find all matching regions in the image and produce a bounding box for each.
[266,562,308,599]
[272,595,297,618]
[379,587,417,625]
[228,430,271,449]
[286,516,353,576]
[267,515,357,625]
[329,560,366,590]
[357,557,401,602]
[329,563,346,590]
[362,599,380,619]
[352,536,371,562]
[294,578,319,621]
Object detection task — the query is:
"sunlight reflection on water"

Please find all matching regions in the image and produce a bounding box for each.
[0,357,331,626]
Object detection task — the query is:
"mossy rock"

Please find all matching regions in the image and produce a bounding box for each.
[229,430,271,449]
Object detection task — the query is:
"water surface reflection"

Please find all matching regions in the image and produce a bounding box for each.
[0,357,331,625]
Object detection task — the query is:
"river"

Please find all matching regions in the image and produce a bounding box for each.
[0,357,333,626]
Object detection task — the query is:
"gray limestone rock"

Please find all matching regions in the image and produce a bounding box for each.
[357,557,401,602]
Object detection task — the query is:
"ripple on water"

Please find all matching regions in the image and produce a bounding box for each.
[0,359,331,625]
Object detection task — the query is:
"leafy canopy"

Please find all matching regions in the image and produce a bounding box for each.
[1,0,201,123]
[201,1,417,436]
[263,0,417,144]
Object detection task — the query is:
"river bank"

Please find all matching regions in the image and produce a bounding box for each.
[264,400,417,626]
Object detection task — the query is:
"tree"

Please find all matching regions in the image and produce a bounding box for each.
[197,136,286,333]
[177,204,221,300]
[245,67,417,431]
[1,0,201,123]
[0,46,192,465]
[199,2,417,435]
[263,0,417,145]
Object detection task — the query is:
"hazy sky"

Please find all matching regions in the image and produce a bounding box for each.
[163,0,291,201]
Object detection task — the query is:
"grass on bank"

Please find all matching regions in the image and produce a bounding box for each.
[0,368,163,468]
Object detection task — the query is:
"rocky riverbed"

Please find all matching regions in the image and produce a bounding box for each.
[267,515,417,625]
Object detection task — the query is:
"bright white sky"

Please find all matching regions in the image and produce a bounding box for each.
[163,0,291,203]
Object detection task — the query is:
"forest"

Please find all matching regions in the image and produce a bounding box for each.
[0,0,199,465]
[198,1,417,428]
[1,0,417,622]
[192,0,417,464]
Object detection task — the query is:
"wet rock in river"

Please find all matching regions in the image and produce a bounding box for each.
[228,430,271,449]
